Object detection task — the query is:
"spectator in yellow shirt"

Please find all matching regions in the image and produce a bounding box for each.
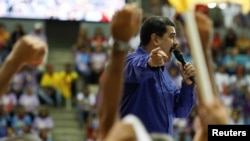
[0,23,9,47]
[57,64,78,108]
[0,23,10,63]
[38,64,62,106]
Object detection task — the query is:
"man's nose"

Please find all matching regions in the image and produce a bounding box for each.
[173,39,179,47]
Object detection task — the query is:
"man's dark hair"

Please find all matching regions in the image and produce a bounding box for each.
[140,16,175,46]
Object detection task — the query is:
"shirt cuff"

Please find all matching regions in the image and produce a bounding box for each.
[181,81,195,90]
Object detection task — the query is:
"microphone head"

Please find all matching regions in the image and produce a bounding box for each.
[173,49,185,62]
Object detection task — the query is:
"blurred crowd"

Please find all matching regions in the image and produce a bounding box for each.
[0,0,250,141]
[0,20,108,141]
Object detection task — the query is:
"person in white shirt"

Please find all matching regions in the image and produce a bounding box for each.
[76,85,96,127]
[18,85,40,120]
[0,85,17,114]
[161,0,176,21]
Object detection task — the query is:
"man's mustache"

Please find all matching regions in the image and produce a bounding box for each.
[169,44,178,53]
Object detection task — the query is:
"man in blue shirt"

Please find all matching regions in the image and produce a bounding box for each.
[120,16,196,135]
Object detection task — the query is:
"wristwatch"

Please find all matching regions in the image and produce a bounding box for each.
[113,39,130,51]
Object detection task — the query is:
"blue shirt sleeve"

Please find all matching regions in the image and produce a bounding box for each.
[173,81,196,118]
[125,53,153,83]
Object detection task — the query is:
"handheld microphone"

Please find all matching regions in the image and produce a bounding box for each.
[173,49,195,84]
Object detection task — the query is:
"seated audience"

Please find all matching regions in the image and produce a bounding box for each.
[11,106,32,135]
[38,64,62,106]
[0,85,17,117]
[32,108,54,135]
[76,85,96,127]
[18,85,40,120]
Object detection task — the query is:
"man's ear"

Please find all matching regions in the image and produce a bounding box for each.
[151,33,159,46]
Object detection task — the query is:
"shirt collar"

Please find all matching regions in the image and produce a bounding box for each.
[136,46,148,54]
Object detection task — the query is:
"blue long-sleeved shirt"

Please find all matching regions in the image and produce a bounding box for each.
[120,47,196,135]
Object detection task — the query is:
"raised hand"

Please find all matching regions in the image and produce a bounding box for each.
[111,4,142,42]
[0,35,47,96]
[192,12,229,141]
[9,35,47,67]
[148,47,168,67]
[195,12,213,53]
[98,4,142,140]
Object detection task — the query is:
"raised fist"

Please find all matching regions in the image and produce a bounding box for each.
[9,35,47,66]
[111,4,142,42]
